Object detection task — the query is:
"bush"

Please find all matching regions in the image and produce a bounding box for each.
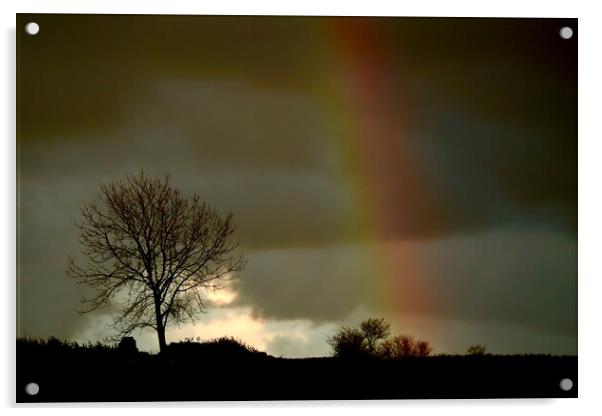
[466,344,487,356]
[166,336,265,359]
[378,335,433,358]
[327,327,368,358]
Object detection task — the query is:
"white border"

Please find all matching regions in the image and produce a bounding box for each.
[3,0,602,414]
[2,0,585,17]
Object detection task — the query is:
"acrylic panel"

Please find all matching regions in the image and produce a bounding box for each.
[16,14,577,402]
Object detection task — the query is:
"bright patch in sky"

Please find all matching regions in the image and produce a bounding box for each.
[202,282,238,306]
[74,305,336,358]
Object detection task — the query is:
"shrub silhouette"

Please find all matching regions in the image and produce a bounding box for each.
[466,344,488,356]
[378,335,433,358]
[118,336,138,354]
[414,340,433,357]
[166,336,267,360]
[327,326,368,358]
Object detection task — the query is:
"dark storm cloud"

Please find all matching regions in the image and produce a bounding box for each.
[18,15,576,137]
[17,14,331,139]
[18,14,576,240]
[401,98,576,236]
[237,245,377,323]
[236,229,576,339]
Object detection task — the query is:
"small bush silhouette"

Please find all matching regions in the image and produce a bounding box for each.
[414,340,433,357]
[118,336,138,354]
[466,344,487,356]
[327,326,369,358]
[378,335,433,358]
[166,336,266,359]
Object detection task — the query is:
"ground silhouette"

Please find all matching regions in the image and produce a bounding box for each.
[17,337,577,402]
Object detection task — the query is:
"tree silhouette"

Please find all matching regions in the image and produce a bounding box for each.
[359,317,390,354]
[328,317,390,357]
[67,171,245,353]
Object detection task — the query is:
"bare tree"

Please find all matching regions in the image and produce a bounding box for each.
[67,171,245,353]
[328,317,391,357]
[359,317,390,353]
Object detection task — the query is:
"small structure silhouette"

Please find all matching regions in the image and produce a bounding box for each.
[118,336,138,354]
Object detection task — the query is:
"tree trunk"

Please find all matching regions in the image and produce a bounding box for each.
[156,322,167,354]
[154,296,167,354]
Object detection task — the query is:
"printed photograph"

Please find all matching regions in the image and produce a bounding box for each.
[16,14,577,401]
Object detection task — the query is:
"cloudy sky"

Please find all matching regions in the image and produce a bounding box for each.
[17,15,577,356]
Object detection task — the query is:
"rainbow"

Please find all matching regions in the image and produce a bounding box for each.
[321,18,439,323]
